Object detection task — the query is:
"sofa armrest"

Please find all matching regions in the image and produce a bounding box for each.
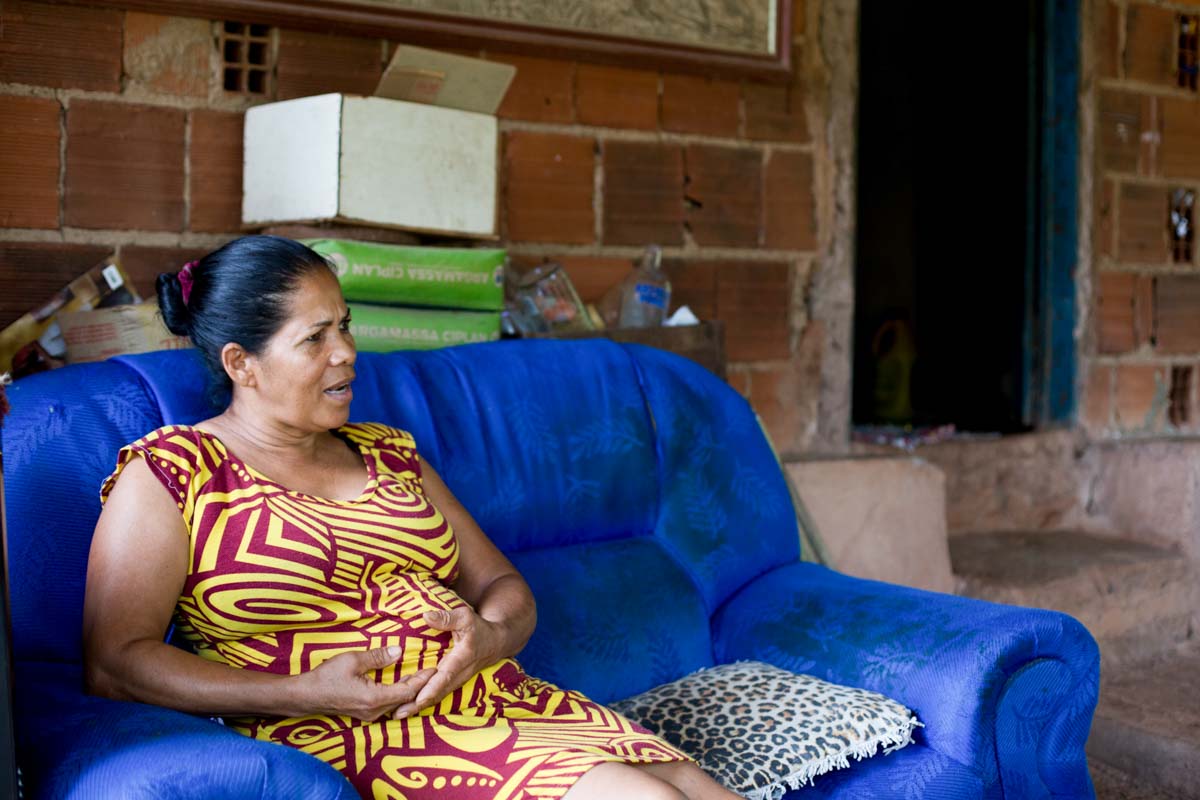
[16,663,354,800]
[712,563,1099,798]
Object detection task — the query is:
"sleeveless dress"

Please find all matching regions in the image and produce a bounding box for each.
[100,423,688,800]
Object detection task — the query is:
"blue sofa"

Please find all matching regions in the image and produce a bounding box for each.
[3,340,1099,799]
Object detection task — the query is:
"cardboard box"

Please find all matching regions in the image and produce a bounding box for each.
[58,304,191,364]
[378,45,516,115]
[349,303,499,352]
[307,238,505,311]
[0,257,139,379]
[243,48,513,239]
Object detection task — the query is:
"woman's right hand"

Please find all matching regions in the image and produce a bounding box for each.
[294,646,436,721]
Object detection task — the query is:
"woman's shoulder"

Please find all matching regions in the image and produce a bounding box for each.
[100,424,213,508]
[339,422,419,453]
[123,423,212,456]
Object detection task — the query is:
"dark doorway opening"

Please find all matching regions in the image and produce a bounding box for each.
[853,1,1078,434]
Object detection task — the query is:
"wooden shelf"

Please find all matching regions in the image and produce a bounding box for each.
[525,321,726,379]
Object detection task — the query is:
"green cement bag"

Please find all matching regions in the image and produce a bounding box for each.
[349,303,500,351]
[305,239,505,311]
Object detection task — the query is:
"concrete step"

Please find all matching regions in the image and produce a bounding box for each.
[1087,645,1200,799]
[949,531,1197,668]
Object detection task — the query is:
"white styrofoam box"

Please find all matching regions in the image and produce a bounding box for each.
[243,93,497,238]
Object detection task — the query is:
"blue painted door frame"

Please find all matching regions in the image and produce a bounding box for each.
[1023,0,1079,426]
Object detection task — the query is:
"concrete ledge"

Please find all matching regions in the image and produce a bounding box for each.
[951,531,1198,669]
[785,456,954,593]
[1083,439,1200,560]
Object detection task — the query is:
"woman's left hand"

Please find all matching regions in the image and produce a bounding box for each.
[392,607,505,719]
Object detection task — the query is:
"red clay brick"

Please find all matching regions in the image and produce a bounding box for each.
[1099,90,1144,174]
[602,141,684,246]
[1168,363,1197,428]
[747,320,822,454]
[685,146,763,248]
[1124,4,1178,86]
[1156,275,1200,353]
[118,245,211,299]
[575,64,658,131]
[503,132,594,244]
[487,53,575,123]
[1118,183,1169,262]
[1097,273,1137,354]
[1141,96,1162,175]
[65,100,185,231]
[1137,274,1155,348]
[559,256,631,305]
[765,151,815,250]
[1160,97,1200,181]
[124,12,211,97]
[1084,364,1113,430]
[744,78,808,142]
[1096,272,1154,354]
[507,253,631,305]
[386,42,480,63]
[662,259,717,321]
[1097,1,1120,80]
[727,368,751,398]
[276,29,382,101]
[715,260,792,361]
[661,74,740,137]
[189,110,243,233]
[0,96,60,230]
[1098,179,1115,259]
[0,242,113,330]
[0,0,121,91]
[1114,363,1166,429]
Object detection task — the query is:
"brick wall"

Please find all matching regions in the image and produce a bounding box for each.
[0,0,834,457]
[1088,0,1200,436]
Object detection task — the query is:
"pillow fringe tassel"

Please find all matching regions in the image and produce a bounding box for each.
[743,715,924,800]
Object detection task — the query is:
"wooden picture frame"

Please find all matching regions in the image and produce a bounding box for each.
[72,0,792,81]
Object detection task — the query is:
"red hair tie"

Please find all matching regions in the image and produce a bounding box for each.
[179,261,198,306]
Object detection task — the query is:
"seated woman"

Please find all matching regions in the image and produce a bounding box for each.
[83,236,737,800]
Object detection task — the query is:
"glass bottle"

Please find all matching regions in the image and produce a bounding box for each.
[617,245,671,328]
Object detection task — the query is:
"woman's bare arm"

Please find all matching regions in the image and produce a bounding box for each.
[82,455,433,720]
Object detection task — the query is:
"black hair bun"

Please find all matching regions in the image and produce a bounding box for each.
[155,272,192,337]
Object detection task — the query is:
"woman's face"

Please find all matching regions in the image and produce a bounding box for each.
[246,267,357,432]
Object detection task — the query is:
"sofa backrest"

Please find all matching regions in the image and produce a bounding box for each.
[3,340,798,700]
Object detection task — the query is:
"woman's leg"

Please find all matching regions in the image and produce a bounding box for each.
[562,762,688,800]
[638,761,742,800]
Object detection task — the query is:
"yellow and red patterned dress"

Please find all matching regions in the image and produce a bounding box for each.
[100,423,688,800]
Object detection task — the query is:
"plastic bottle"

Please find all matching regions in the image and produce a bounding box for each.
[617,245,671,328]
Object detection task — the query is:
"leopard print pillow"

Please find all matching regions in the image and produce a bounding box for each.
[611,661,921,800]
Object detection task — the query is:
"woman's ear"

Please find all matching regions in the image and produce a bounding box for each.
[220,342,256,389]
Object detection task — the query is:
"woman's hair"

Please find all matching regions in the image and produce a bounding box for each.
[157,235,333,393]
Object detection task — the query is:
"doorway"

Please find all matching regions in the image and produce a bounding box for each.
[853,0,1079,434]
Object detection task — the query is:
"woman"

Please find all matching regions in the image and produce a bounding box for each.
[83,236,739,800]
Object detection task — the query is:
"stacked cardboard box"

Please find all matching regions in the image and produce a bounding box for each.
[307,238,504,352]
[243,46,514,239]
[0,257,186,379]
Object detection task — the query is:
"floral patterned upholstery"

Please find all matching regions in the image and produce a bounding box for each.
[2,340,1099,798]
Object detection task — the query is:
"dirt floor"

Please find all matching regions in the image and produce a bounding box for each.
[1091,760,1194,800]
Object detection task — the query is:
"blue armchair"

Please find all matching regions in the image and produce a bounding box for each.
[2,340,1098,798]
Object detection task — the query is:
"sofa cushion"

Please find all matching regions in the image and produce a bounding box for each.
[16,662,354,800]
[115,342,662,557]
[510,538,713,704]
[630,346,798,612]
[403,340,662,554]
[3,361,164,663]
[611,661,921,800]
